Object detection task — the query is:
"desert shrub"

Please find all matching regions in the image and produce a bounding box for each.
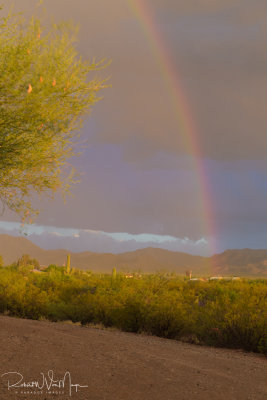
[144,297,188,339]
[16,254,40,269]
[0,267,266,354]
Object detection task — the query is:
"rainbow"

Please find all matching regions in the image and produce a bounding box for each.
[127,0,216,260]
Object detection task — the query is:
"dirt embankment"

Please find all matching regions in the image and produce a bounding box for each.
[0,315,266,400]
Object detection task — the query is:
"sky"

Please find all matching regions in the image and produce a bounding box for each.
[1,0,267,255]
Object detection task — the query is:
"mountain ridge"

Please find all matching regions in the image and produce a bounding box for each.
[0,234,267,276]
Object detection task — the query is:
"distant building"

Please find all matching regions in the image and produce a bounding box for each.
[209,276,240,281]
[31,269,43,274]
[209,277,223,281]
[188,278,206,282]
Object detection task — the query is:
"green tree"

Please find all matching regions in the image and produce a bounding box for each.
[0,9,108,221]
[17,254,40,269]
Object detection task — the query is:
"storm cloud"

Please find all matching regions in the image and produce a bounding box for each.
[2,0,267,252]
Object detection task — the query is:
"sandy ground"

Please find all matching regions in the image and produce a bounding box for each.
[0,315,266,400]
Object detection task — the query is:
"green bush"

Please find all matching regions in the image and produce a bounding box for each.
[0,267,266,354]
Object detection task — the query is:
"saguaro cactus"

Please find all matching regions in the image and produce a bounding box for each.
[66,254,71,275]
[112,267,117,280]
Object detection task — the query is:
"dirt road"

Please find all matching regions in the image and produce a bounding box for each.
[0,315,266,400]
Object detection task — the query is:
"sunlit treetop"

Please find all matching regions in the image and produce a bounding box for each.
[0,8,109,223]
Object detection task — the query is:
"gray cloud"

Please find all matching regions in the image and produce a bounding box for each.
[1,0,267,249]
[0,222,210,255]
[29,231,209,255]
[5,0,267,162]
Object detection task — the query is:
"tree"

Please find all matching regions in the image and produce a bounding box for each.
[17,254,40,269]
[0,9,108,221]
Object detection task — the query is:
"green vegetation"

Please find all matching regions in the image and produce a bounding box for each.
[112,267,117,281]
[66,254,71,275]
[0,265,266,355]
[0,8,108,221]
[16,254,40,269]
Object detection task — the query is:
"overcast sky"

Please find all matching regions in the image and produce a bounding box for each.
[1,0,267,255]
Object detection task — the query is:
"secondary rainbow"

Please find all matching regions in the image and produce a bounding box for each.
[127,0,216,258]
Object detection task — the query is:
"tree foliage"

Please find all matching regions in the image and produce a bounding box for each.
[0,9,108,221]
[16,254,40,269]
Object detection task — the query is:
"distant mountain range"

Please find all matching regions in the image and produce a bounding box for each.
[0,234,267,276]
